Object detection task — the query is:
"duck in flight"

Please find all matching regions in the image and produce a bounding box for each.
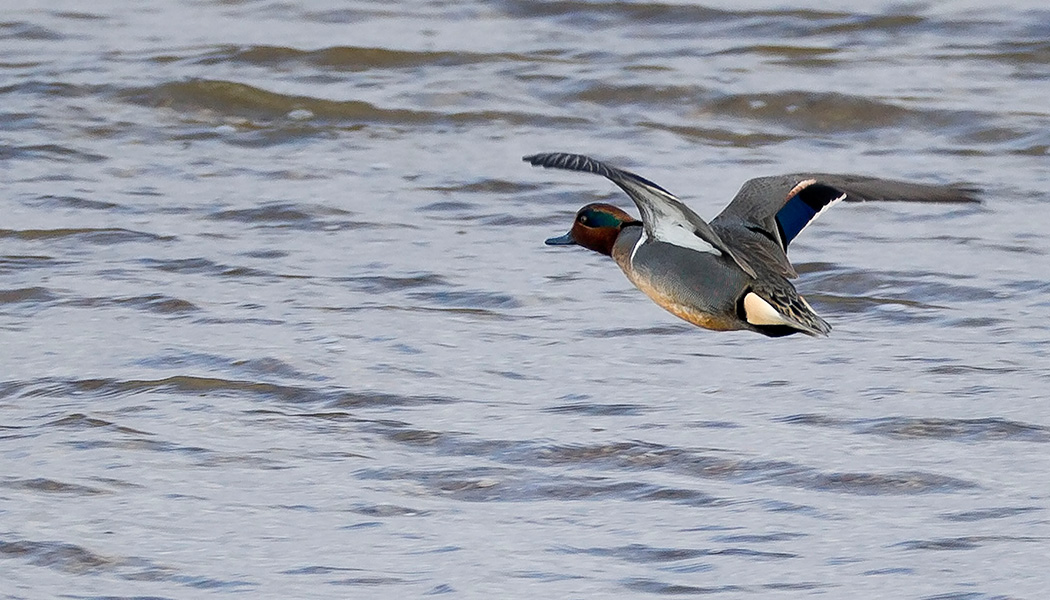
[525,152,978,337]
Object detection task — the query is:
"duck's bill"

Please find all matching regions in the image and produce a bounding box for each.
[544,232,576,246]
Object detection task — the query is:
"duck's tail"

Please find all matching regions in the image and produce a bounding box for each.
[739,284,831,338]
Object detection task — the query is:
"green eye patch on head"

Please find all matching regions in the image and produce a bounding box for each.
[579,207,627,228]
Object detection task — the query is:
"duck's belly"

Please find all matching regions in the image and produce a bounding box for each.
[624,271,741,330]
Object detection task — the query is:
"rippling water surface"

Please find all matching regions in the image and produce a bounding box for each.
[3,1,1050,598]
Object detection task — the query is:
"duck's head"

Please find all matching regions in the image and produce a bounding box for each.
[545,203,639,256]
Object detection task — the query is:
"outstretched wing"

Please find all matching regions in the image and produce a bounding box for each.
[715,173,980,249]
[711,173,981,278]
[524,152,756,277]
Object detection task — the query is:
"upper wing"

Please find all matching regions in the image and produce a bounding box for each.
[524,152,757,277]
[714,173,981,251]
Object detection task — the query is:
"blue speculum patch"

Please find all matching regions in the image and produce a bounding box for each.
[775,184,843,247]
[776,194,818,245]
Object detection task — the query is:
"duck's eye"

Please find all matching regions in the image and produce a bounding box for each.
[578,214,589,224]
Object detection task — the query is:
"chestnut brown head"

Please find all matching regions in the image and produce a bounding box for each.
[545,203,640,256]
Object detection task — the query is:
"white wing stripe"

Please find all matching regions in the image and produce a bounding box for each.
[795,191,847,238]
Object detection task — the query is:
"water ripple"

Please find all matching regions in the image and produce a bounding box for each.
[562,542,797,562]
[0,477,108,496]
[1,143,106,163]
[939,507,1042,522]
[65,294,200,315]
[25,194,123,211]
[0,539,113,574]
[359,426,978,497]
[0,21,64,41]
[894,535,1045,551]
[8,376,450,408]
[699,91,976,133]
[622,577,827,595]
[0,227,172,245]
[0,286,58,304]
[781,414,1050,443]
[140,257,272,279]
[206,202,384,231]
[0,537,253,591]
[120,79,586,127]
[184,44,541,71]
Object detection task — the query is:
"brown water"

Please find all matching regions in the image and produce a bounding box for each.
[3,1,1050,598]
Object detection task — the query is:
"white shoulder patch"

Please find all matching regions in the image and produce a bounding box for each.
[629,228,647,266]
[743,292,794,327]
[651,221,720,256]
[629,222,720,268]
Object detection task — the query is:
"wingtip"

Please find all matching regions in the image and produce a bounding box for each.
[954,185,983,205]
[927,183,983,205]
[523,152,585,169]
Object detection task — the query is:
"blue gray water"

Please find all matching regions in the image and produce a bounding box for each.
[3,1,1050,598]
